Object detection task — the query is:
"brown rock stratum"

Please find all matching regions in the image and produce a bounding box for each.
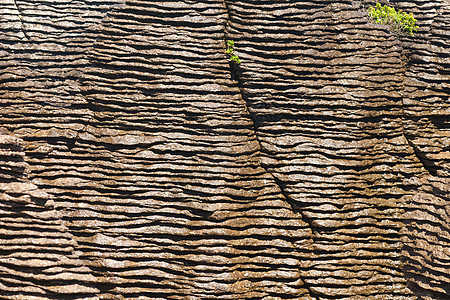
[0,0,449,299]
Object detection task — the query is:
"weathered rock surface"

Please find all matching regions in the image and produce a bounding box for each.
[0,0,449,299]
[0,135,99,299]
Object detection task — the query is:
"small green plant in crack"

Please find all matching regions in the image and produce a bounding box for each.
[368,3,418,36]
[226,40,241,64]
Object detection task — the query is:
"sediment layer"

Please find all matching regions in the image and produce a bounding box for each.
[0,0,449,299]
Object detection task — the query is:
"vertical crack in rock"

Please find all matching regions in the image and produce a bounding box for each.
[402,130,439,177]
[73,3,123,150]
[392,2,450,297]
[398,41,439,177]
[356,0,442,176]
[222,2,320,299]
[12,0,29,40]
[222,0,302,215]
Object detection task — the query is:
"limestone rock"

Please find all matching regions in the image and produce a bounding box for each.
[0,0,449,299]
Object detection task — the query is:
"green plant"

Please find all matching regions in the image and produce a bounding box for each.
[368,3,418,36]
[226,40,241,64]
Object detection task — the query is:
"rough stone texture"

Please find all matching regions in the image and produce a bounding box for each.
[402,176,450,300]
[0,135,99,299]
[389,1,450,299]
[0,0,449,299]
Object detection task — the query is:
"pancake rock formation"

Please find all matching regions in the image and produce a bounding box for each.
[0,0,449,299]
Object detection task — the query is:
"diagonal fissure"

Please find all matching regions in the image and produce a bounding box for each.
[12,0,29,40]
[397,39,439,178]
[222,0,300,215]
[222,2,320,299]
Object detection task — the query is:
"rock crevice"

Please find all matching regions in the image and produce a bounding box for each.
[0,0,449,299]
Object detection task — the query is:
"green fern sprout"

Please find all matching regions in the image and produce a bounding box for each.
[230,55,241,64]
[368,3,418,36]
[226,40,241,64]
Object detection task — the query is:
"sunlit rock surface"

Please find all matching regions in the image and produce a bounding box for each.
[0,0,449,299]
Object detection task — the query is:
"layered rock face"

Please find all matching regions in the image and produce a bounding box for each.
[0,135,99,299]
[0,0,449,299]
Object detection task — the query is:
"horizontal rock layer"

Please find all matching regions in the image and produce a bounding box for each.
[0,0,449,299]
[389,1,450,299]
[0,135,98,299]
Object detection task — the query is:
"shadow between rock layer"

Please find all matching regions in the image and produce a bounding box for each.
[0,0,449,299]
